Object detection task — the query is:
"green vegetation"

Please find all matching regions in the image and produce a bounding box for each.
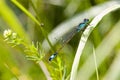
[0,0,120,80]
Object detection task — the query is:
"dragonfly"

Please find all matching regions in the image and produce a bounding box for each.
[49,19,90,61]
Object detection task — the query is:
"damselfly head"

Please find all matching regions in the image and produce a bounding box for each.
[83,19,89,23]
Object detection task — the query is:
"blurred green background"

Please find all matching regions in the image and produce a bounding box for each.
[0,0,120,80]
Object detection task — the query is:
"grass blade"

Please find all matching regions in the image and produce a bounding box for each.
[70,4,120,80]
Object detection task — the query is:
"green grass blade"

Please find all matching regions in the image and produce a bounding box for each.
[11,0,55,52]
[11,0,41,26]
[93,47,99,80]
[70,4,120,80]
[103,51,120,80]
[77,18,120,80]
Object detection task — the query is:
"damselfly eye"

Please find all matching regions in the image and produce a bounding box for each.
[84,19,89,23]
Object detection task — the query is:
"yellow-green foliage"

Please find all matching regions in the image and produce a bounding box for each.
[0,0,120,80]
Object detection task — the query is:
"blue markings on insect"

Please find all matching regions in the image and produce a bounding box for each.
[76,19,89,32]
[49,52,58,61]
[49,18,89,61]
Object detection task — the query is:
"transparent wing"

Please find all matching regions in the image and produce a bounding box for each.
[61,27,78,45]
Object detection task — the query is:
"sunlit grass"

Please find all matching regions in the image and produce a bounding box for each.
[0,0,120,80]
